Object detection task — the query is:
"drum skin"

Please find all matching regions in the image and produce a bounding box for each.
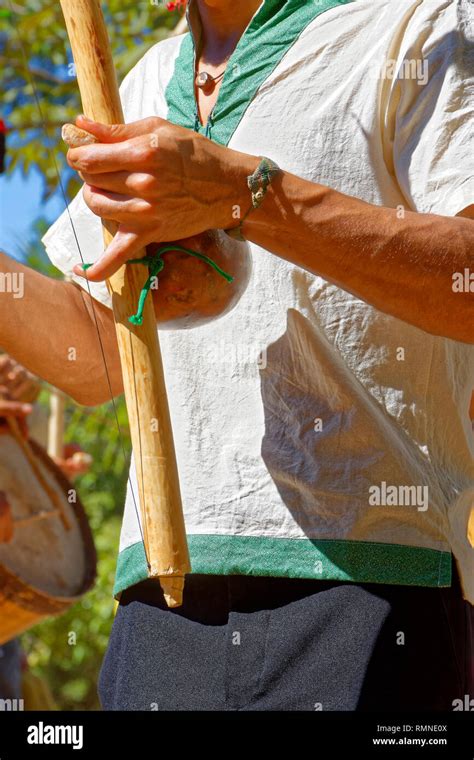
[150,230,252,329]
[0,437,96,645]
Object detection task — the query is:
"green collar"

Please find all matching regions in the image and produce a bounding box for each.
[165,0,353,146]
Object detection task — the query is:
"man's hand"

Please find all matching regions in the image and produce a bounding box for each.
[64,116,473,343]
[0,355,37,433]
[0,355,40,408]
[67,115,253,281]
[0,399,33,420]
[54,443,92,481]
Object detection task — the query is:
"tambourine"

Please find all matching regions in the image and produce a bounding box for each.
[0,425,96,645]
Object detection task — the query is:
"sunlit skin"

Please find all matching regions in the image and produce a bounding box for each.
[0,0,472,407]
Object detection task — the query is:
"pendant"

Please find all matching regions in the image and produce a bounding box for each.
[195,71,213,89]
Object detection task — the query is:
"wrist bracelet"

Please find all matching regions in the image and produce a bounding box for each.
[225,156,281,241]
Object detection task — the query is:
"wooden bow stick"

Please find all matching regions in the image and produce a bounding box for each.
[59,0,191,607]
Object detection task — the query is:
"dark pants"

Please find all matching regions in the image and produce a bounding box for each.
[98,563,473,711]
[0,639,22,701]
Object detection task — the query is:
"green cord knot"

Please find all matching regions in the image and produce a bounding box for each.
[126,254,165,325]
[82,244,234,326]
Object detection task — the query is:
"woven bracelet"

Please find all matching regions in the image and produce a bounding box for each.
[225,156,280,241]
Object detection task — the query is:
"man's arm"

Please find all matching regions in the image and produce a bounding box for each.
[241,170,474,344]
[0,252,122,405]
[64,118,474,345]
[459,206,474,417]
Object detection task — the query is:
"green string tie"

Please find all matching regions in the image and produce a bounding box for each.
[82,244,234,326]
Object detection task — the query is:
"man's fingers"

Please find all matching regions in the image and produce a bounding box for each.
[82,185,151,221]
[0,356,14,382]
[72,228,149,282]
[67,128,163,175]
[3,366,28,394]
[68,138,153,174]
[9,378,38,403]
[80,171,156,198]
[76,115,162,144]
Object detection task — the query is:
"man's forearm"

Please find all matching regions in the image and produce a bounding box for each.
[239,164,473,343]
[0,252,122,404]
[61,115,472,341]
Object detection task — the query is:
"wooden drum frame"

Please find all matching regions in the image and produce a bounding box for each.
[0,434,96,645]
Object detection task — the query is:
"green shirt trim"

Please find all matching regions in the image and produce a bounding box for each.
[113,535,452,599]
[165,0,354,145]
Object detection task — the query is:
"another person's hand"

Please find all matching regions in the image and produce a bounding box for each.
[0,398,33,420]
[54,444,92,481]
[0,355,39,436]
[0,491,13,543]
[0,355,41,405]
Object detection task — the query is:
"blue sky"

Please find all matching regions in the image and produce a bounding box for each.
[0,167,64,261]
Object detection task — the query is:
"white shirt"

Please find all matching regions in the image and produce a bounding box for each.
[43,0,474,601]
